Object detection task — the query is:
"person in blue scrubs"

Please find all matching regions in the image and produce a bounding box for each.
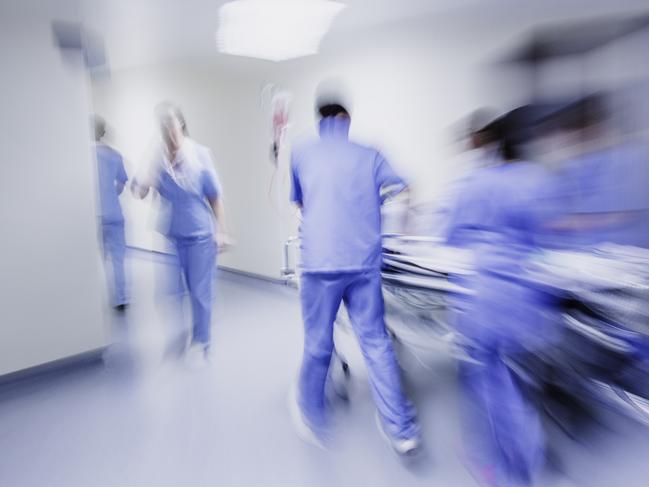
[94,116,129,311]
[540,95,649,249]
[446,112,558,486]
[132,103,230,365]
[289,100,421,455]
[432,112,502,238]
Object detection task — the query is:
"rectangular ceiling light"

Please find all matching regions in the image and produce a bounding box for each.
[217,0,346,62]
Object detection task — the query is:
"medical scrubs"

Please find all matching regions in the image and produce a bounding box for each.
[96,143,128,307]
[544,143,649,249]
[153,139,222,347]
[290,116,419,440]
[446,162,558,485]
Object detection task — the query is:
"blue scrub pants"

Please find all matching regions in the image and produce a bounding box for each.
[459,348,543,486]
[101,222,128,307]
[174,235,217,346]
[298,270,419,440]
[455,271,548,486]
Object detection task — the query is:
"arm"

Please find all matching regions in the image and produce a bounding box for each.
[202,160,232,250]
[131,149,161,199]
[208,196,232,250]
[374,151,408,203]
[130,158,154,199]
[374,151,412,233]
[290,153,303,209]
[130,178,150,199]
[116,154,128,196]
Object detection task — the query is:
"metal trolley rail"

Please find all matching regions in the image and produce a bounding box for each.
[282,235,649,425]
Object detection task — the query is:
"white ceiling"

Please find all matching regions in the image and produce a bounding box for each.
[79,0,649,71]
[79,0,491,70]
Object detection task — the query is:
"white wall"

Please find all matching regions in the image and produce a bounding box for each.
[91,62,287,278]
[0,3,107,375]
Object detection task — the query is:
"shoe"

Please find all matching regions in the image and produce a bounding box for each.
[185,343,209,370]
[375,412,421,457]
[287,383,327,451]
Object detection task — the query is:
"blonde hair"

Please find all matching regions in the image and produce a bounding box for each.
[155,101,189,136]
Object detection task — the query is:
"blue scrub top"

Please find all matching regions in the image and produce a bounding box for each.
[96,143,128,224]
[290,117,406,273]
[445,162,559,352]
[153,139,222,239]
[550,143,649,248]
[446,162,549,255]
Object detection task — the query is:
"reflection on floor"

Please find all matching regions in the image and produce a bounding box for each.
[0,254,648,487]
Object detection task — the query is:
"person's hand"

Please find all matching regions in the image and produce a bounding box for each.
[215,232,234,252]
[130,179,150,199]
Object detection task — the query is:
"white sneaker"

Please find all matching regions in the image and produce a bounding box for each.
[185,343,209,370]
[375,412,421,457]
[287,383,327,451]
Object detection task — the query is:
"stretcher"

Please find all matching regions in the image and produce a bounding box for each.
[283,235,649,423]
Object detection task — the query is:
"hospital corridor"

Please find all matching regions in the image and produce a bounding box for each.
[2,1,649,486]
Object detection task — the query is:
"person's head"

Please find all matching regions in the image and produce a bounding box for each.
[494,104,568,162]
[315,78,351,122]
[467,108,498,149]
[317,102,350,121]
[93,115,106,142]
[155,101,188,152]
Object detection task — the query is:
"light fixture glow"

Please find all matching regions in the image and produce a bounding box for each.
[216,0,346,62]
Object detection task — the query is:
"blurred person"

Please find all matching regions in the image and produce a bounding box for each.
[541,94,649,248]
[461,108,502,172]
[449,109,503,191]
[94,116,129,311]
[288,97,421,455]
[445,108,559,486]
[131,102,230,367]
[421,109,501,238]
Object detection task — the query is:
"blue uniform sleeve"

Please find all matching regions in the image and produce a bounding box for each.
[374,151,406,194]
[202,168,221,200]
[290,153,303,205]
[445,188,476,246]
[615,146,649,212]
[444,170,498,247]
[116,154,128,184]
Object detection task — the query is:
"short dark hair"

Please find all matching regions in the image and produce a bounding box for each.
[93,115,106,141]
[317,103,349,119]
[486,105,537,161]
